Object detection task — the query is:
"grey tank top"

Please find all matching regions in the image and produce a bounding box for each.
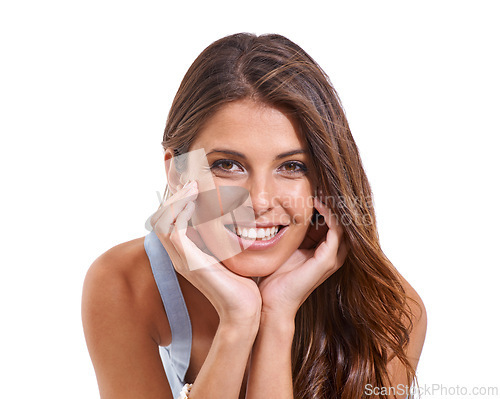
[144,230,192,399]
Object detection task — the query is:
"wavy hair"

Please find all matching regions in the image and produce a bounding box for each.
[161,32,417,398]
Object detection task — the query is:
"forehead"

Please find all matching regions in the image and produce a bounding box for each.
[191,100,306,155]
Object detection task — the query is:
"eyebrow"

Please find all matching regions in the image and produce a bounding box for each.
[206,148,307,160]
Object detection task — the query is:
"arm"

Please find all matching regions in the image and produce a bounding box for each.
[385,279,427,399]
[82,255,174,399]
[246,278,427,399]
[82,249,260,399]
[189,320,258,399]
[245,312,295,398]
[246,197,347,398]
[152,180,263,398]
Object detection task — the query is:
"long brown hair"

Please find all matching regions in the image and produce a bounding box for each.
[162,32,417,398]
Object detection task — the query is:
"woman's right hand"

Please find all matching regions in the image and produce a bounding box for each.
[150,180,262,329]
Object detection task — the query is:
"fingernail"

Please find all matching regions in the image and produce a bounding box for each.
[182,180,192,188]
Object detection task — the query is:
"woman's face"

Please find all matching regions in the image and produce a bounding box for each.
[175,99,316,277]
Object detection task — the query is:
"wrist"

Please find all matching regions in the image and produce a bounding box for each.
[259,310,296,337]
[218,315,260,338]
[216,299,262,330]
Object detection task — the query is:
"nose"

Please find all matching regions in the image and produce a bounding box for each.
[246,175,275,218]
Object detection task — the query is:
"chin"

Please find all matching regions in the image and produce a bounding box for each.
[221,252,283,277]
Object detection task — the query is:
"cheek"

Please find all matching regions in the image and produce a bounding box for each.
[195,219,242,263]
[284,186,315,225]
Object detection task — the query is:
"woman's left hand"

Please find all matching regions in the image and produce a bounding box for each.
[257,196,349,319]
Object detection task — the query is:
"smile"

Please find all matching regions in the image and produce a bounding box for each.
[224,225,285,241]
[223,224,289,250]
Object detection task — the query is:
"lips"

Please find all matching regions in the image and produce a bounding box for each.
[223,224,289,250]
[225,224,286,240]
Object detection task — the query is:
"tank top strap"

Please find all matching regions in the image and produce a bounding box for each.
[144,230,192,397]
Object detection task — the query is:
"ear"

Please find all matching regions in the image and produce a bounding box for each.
[164,148,184,193]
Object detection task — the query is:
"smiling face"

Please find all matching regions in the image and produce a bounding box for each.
[175,99,316,277]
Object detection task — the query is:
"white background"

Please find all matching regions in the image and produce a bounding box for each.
[1,1,499,397]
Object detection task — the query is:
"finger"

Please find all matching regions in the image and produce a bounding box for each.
[313,196,343,239]
[153,186,198,233]
[336,238,349,268]
[170,201,214,272]
[153,223,183,275]
[157,182,197,218]
[169,201,195,256]
[286,247,335,298]
[154,205,199,277]
[301,211,344,277]
[174,201,195,233]
[298,240,343,292]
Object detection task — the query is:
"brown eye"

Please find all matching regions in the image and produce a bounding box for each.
[210,159,243,174]
[284,162,299,171]
[222,161,235,170]
[280,161,307,174]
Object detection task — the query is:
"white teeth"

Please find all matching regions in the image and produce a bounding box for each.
[230,225,281,240]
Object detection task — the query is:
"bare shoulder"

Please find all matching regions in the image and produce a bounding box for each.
[384,272,427,393]
[81,237,173,399]
[82,236,171,344]
[396,273,427,369]
[400,274,427,339]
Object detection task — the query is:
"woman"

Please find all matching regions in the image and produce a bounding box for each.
[82,33,426,399]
